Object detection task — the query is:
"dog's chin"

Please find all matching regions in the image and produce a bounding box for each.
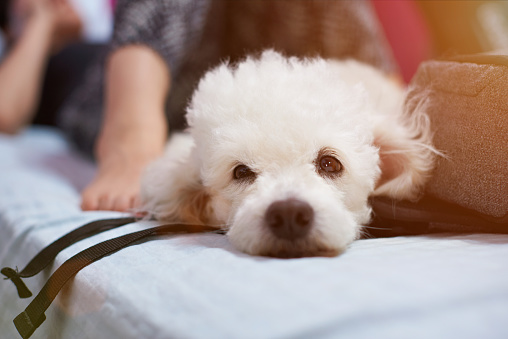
[227,229,351,258]
[259,247,343,259]
[253,237,347,258]
[227,211,358,258]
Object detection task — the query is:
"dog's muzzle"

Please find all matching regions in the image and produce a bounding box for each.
[265,199,314,240]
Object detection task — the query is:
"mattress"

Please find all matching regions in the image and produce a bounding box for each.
[1,127,508,339]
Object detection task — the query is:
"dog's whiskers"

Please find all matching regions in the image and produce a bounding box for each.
[362,225,391,231]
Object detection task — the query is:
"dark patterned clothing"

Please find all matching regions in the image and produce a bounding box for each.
[58,0,396,158]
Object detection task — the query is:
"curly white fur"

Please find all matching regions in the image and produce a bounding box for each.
[141,50,436,257]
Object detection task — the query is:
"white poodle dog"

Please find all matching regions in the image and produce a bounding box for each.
[141,50,435,258]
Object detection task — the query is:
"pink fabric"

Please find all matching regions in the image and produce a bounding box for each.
[373,0,432,83]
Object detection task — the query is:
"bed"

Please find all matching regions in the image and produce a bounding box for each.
[1,127,508,339]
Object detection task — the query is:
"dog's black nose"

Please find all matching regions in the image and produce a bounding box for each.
[265,199,314,240]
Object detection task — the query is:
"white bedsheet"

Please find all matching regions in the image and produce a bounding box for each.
[1,127,508,339]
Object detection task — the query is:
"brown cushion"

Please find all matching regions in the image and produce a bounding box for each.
[405,54,508,219]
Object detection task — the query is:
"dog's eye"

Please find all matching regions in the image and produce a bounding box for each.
[233,164,256,182]
[318,156,342,176]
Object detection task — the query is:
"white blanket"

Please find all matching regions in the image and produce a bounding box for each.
[1,127,507,339]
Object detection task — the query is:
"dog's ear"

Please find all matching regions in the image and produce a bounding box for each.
[140,135,215,224]
[372,118,436,200]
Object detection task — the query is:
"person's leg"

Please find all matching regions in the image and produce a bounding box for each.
[80,45,169,211]
[70,0,214,212]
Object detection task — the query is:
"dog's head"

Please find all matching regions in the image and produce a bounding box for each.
[142,51,435,257]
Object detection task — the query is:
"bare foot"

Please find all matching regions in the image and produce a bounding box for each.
[81,156,150,212]
[81,130,165,212]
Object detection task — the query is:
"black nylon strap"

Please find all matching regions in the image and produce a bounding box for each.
[1,217,137,298]
[13,223,221,339]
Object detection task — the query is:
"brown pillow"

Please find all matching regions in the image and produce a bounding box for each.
[370,53,508,236]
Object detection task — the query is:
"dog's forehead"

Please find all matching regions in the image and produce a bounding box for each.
[195,88,372,151]
[188,52,372,132]
[188,52,378,168]
[199,112,371,172]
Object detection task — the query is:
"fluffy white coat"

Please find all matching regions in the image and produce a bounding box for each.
[141,51,435,257]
